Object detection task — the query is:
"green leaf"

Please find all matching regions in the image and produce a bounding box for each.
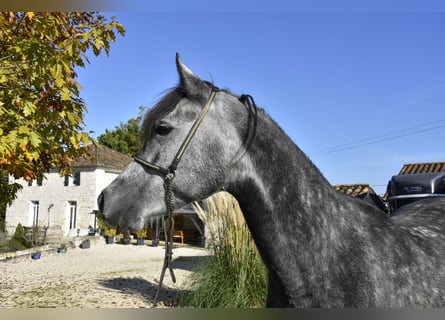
[18,126,30,135]
[0,12,125,182]
[54,64,64,88]
[6,130,17,142]
[23,101,36,117]
[29,132,42,148]
[60,87,71,101]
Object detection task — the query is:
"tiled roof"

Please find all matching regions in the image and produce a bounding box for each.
[398,162,445,175]
[73,144,133,170]
[334,183,388,212]
[334,184,376,197]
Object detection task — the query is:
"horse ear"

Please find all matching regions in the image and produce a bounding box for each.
[176,53,204,96]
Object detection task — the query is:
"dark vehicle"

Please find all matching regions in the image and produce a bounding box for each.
[387,172,445,213]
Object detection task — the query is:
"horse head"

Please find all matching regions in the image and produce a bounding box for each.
[97,54,254,230]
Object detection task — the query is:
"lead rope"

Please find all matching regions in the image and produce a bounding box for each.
[152,172,176,308]
[142,89,219,307]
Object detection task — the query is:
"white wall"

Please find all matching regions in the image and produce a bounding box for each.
[95,168,120,210]
[5,168,120,238]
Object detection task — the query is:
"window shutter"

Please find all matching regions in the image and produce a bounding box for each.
[74,172,81,186]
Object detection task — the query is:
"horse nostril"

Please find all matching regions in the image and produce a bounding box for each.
[98,192,104,213]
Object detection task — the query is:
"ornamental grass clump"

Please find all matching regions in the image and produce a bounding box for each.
[176,192,267,308]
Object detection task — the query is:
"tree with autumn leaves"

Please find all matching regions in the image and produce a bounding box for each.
[0,12,124,229]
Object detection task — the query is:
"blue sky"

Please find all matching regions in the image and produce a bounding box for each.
[76,6,445,195]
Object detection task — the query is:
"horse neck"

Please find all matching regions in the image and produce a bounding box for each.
[225,113,360,270]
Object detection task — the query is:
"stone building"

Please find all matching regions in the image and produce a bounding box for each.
[334,183,388,213]
[5,144,132,240]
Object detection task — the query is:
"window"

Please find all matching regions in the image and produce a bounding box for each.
[73,172,81,186]
[36,175,43,186]
[68,201,77,230]
[28,201,39,226]
[28,175,43,187]
[64,172,81,186]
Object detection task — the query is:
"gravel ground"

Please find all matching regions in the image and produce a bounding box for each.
[0,242,210,308]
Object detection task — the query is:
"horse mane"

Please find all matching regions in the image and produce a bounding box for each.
[141,82,262,156]
[141,86,185,142]
[141,80,221,141]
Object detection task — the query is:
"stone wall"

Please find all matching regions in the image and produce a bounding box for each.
[5,168,120,239]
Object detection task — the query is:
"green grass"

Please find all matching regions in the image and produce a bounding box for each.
[176,192,267,308]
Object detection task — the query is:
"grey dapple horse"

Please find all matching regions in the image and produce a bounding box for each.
[98,54,445,307]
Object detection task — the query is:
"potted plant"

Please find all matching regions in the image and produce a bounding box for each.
[98,215,116,245]
[105,229,116,244]
[80,239,90,249]
[121,231,131,245]
[31,251,41,260]
[26,225,43,260]
[57,243,68,253]
[135,229,147,246]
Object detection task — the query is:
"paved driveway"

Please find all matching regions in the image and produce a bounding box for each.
[0,242,209,308]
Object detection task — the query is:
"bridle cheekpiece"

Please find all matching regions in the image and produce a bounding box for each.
[134,87,219,307]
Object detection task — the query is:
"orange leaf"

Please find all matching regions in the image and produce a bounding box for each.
[25,12,34,21]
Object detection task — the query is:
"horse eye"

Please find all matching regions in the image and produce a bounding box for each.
[155,123,172,136]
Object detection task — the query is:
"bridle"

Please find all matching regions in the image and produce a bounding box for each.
[134,87,219,307]
[134,86,257,307]
[134,88,218,178]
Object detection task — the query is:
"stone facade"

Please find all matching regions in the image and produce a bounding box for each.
[5,145,132,239]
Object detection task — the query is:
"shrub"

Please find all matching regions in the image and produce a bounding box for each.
[176,192,267,307]
[8,223,32,251]
[105,229,116,237]
[134,229,147,239]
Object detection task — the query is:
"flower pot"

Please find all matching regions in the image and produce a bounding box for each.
[105,236,114,244]
[80,240,90,249]
[136,238,145,246]
[122,238,131,245]
[31,252,41,260]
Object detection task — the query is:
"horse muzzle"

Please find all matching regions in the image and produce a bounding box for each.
[97,191,120,228]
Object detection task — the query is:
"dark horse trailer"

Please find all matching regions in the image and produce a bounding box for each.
[387,172,445,213]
